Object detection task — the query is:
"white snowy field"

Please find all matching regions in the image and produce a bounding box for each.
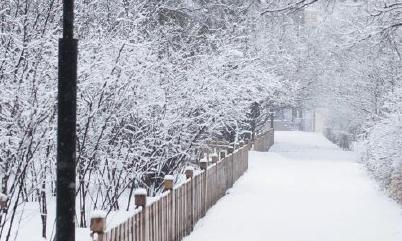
[183,131,402,241]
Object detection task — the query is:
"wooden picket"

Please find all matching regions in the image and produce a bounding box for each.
[254,128,275,152]
[92,129,274,241]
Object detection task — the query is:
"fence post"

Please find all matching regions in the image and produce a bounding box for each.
[211,153,219,164]
[199,160,208,217]
[184,166,194,232]
[245,144,249,170]
[199,159,208,171]
[90,211,106,241]
[232,150,237,181]
[227,146,234,154]
[185,167,194,179]
[254,133,259,151]
[0,193,7,211]
[211,153,219,204]
[219,150,226,160]
[163,175,174,192]
[135,189,147,208]
[244,139,249,151]
[230,152,234,188]
[135,188,147,241]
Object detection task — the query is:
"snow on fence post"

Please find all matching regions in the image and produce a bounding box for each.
[211,153,219,164]
[163,175,174,191]
[134,188,147,208]
[90,210,106,241]
[201,147,211,162]
[199,159,208,170]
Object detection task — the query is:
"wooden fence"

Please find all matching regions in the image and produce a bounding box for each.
[90,128,275,241]
[254,128,275,152]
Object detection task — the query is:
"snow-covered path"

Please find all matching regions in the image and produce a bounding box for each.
[183,131,402,241]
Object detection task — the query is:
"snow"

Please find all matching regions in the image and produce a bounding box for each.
[134,188,147,195]
[90,210,106,219]
[0,192,7,201]
[105,209,142,231]
[174,174,188,186]
[224,49,244,58]
[185,166,195,172]
[164,175,174,181]
[183,131,402,241]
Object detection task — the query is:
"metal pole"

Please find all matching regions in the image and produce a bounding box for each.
[270,113,274,129]
[56,1,78,241]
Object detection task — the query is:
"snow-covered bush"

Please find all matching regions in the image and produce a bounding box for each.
[363,118,402,187]
[360,87,402,201]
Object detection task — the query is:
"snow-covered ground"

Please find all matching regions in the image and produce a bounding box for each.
[183,131,402,241]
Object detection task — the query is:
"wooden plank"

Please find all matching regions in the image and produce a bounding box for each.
[114,226,118,241]
[111,227,115,241]
[130,216,135,241]
[109,228,114,241]
[138,212,141,241]
[119,223,123,241]
[150,205,154,241]
[122,221,126,241]
[134,215,138,241]
[143,211,146,241]
[152,204,156,241]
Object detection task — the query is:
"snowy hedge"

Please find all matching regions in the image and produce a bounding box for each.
[360,88,402,201]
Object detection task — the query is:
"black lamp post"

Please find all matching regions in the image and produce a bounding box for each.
[269,111,275,129]
[56,1,78,241]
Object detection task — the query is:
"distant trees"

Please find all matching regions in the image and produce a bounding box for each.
[284,0,402,201]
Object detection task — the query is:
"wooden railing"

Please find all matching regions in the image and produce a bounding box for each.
[89,129,274,241]
[254,128,275,152]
